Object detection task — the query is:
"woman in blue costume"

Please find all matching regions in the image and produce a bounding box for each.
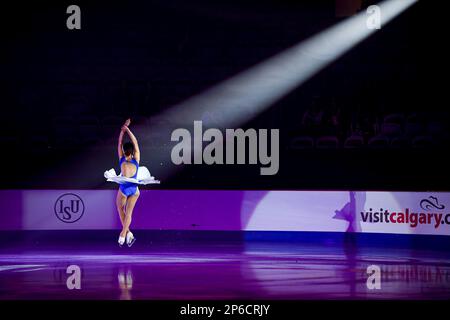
[116,119,140,247]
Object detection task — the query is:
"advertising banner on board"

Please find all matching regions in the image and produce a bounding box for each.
[0,190,449,236]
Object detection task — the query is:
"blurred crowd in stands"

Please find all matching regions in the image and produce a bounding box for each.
[290,95,449,149]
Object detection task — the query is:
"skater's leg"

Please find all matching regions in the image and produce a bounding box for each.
[120,189,140,238]
[116,189,127,227]
[116,189,129,246]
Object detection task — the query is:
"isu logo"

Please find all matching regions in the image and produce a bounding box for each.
[54,193,85,223]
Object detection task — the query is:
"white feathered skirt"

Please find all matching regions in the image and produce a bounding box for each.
[104,166,160,185]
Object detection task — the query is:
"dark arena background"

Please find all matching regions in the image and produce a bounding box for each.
[0,0,449,315]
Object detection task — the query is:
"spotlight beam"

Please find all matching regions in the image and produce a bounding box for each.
[48,0,417,186]
[158,0,417,128]
[143,0,417,179]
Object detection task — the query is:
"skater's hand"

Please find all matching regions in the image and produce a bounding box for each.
[124,118,131,127]
[121,125,128,132]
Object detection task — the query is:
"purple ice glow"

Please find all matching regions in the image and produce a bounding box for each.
[0,241,449,300]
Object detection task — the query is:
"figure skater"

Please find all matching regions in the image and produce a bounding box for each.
[116,118,140,247]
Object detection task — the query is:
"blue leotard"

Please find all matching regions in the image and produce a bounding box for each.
[119,156,139,197]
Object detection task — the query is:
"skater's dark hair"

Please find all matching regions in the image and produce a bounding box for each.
[123,142,134,157]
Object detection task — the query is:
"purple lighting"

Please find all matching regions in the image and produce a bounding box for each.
[1,190,449,235]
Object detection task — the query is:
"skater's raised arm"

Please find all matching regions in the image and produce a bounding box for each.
[123,126,140,163]
[117,129,125,159]
[117,119,131,159]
